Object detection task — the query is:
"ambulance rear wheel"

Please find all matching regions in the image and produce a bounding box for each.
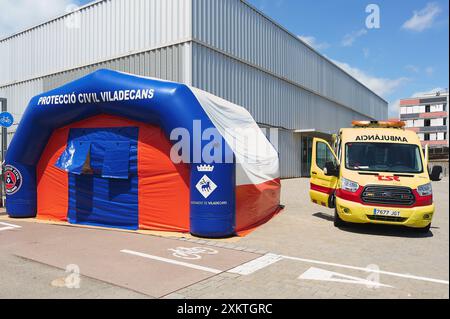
[334,209,346,228]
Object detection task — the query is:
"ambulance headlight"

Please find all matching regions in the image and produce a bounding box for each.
[341,178,359,193]
[417,183,433,197]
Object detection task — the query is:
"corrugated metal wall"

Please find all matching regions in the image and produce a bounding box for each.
[1,0,388,121]
[0,79,44,125]
[277,129,302,178]
[192,0,387,120]
[0,0,191,87]
[0,0,389,177]
[0,42,190,119]
[192,43,373,132]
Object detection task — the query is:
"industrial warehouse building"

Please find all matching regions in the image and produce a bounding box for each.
[0,0,388,178]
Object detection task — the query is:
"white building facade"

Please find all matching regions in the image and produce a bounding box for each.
[400,91,449,163]
[0,0,387,178]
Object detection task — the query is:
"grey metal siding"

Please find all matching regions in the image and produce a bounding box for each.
[0,79,44,124]
[277,129,302,179]
[1,0,387,120]
[192,0,387,120]
[0,0,192,87]
[192,43,373,132]
[0,42,190,127]
[0,0,390,178]
[0,79,44,155]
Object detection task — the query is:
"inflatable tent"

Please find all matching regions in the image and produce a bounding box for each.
[4,69,281,238]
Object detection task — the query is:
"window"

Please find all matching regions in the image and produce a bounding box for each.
[414,119,424,127]
[437,133,445,141]
[430,133,437,141]
[316,142,336,170]
[55,140,131,179]
[55,141,91,175]
[400,107,407,115]
[425,105,431,113]
[430,118,444,127]
[418,133,425,141]
[345,143,423,174]
[431,104,444,112]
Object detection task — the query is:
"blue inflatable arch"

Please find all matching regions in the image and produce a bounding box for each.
[5,69,236,237]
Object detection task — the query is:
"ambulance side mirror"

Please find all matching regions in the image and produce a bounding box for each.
[429,165,443,182]
[324,161,339,177]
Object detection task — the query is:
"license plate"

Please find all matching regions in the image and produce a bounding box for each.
[373,208,401,217]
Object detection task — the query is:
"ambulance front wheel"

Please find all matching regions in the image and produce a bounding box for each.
[334,209,346,228]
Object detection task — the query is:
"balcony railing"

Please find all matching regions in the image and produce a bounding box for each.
[400,113,420,120]
[419,126,448,133]
[400,111,448,120]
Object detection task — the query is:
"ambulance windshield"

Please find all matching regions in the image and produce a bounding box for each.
[345,143,423,174]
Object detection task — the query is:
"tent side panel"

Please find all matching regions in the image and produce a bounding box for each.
[235,178,281,235]
[189,86,281,235]
[37,128,70,221]
[138,124,190,232]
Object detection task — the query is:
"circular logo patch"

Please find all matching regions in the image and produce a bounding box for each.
[4,165,22,195]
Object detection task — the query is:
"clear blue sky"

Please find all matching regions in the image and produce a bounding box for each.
[246,0,449,117]
[2,0,448,118]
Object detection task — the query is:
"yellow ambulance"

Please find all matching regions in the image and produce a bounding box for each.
[309,121,443,233]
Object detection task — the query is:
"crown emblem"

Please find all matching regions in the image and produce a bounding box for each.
[197,165,214,172]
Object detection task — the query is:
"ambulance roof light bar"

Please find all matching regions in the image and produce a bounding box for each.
[352,120,406,129]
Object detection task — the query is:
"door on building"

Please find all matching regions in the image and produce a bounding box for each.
[55,127,139,230]
[301,136,313,177]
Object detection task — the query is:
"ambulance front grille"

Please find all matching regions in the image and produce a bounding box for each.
[361,185,415,206]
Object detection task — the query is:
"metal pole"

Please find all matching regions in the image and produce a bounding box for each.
[1,98,7,161]
[0,97,6,207]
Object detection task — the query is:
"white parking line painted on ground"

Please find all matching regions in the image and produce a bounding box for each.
[120,249,222,274]
[281,254,449,285]
[228,253,283,275]
[299,267,393,288]
[122,248,449,285]
[0,222,22,232]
